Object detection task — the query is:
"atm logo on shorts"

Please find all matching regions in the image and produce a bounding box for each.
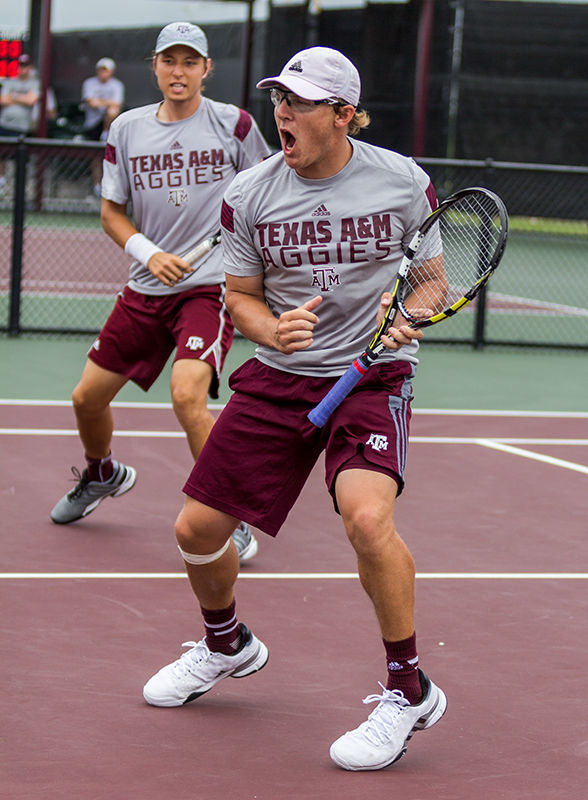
[186,336,205,351]
[366,433,388,452]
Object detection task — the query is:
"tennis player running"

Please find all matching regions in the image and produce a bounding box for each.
[50,22,271,562]
[142,47,446,770]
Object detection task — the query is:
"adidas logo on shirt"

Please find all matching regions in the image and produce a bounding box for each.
[170,140,182,150]
[312,204,330,216]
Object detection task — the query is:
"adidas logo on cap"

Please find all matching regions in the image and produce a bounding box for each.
[288,60,303,73]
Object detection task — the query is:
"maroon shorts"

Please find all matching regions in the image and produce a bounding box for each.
[88,285,234,397]
[183,357,415,536]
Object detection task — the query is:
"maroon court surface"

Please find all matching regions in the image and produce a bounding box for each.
[1,403,587,799]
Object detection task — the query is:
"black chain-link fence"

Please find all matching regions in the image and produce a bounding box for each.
[1,137,587,349]
[1,137,127,336]
[419,158,588,349]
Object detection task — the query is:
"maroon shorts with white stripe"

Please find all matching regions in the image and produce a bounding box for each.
[183,357,415,536]
[88,284,234,398]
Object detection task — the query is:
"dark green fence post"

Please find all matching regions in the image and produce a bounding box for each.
[8,136,28,337]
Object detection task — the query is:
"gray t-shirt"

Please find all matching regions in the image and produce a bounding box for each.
[81,75,125,130]
[221,140,436,374]
[0,75,40,133]
[101,97,271,294]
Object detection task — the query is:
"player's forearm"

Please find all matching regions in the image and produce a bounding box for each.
[225,287,279,348]
[100,200,139,249]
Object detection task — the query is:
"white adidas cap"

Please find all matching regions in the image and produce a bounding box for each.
[256,47,360,106]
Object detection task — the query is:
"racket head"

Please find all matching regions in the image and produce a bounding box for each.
[397,187,508,328]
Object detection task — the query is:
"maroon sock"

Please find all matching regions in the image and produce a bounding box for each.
[85,452,113,482]
[383,632,422,704]
[201,600,242,655]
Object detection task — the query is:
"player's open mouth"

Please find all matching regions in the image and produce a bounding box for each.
[281,129,296,154]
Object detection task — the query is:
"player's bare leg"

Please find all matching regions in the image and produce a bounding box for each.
[142,496,268,706]
[335,468,415,640]
[171,358,259,562]
[175,496,240,607]
[50,360,136,523]
[170,358,216,460]
[331,467,446,770]
[72,359,127,458]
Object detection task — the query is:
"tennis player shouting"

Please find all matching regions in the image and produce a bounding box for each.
[50,22,270,562]
[143,47,446,770]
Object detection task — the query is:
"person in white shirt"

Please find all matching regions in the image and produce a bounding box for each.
[82,57,124,141]
[50,23,271,564]
[0,54,40,189]
[0,54,40,135]
[82,57,125,195]
[142,46,447,772]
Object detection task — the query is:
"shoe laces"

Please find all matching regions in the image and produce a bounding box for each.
[171,640,212,677]
[358,682,410,746]
[67,466,89,499]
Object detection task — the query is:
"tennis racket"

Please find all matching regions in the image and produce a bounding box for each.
[307,187,508,428]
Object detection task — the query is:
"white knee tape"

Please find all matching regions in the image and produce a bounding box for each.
[177,538,231,565]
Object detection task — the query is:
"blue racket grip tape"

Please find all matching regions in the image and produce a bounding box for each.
[307,359,368,427]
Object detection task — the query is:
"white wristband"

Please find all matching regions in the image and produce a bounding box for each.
[124,233,163,267]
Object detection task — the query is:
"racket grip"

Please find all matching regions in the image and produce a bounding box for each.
[307,358,369,428]
[184,232,221,266]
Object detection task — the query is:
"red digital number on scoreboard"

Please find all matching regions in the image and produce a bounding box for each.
[0,39,24,79]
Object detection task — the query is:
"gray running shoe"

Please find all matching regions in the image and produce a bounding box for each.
[143,623,269,707]
[232,521,259,562]
[50,461,137,524]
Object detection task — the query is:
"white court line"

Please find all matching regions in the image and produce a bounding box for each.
[477,439,588,475]
[1,572,587,580]
[2,429,588,448]
[0,428,186,437]
[0,398,223,410]
[1,399,588,418]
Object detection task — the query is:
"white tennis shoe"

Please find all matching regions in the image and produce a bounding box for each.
[232,521,259,562]
[330,671,447,770]
[143,624,269,707]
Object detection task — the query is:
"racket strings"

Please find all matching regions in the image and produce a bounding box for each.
[400,194,503,319]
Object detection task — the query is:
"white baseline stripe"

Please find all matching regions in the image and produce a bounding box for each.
[1,400,588,418]
[0,429,186,437]
[1,572,587,580]
[0,399,225,410]
[2,429,588,447]
[415,437,588,445]
[477,439,588,475]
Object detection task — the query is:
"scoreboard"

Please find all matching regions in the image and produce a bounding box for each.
[0,38,24,79]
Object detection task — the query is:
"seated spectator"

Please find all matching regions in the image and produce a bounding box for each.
[0,54,41,191]
[81,58,125,196]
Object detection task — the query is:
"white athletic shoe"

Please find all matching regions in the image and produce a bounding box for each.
[143,624,269,707]
[232,522,259,562]
[330,671,447,771]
